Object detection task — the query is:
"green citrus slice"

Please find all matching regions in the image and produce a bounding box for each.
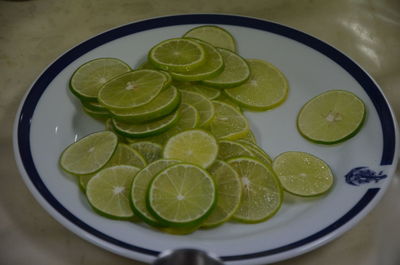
[228,157,282,223]
[147,163,216,227]
[60,131,118,175]
[163,129,218,168]
[183,25,236,52]
[86,165,140,219]
[82,105,111,120]
[129,141,163,164]
[174,81,221,100]
[180,90,215,127]
[98,70,167,110]
[130,159,181,226]
[110,85,180,122]
[297,90,366,144]
[202,160,241,227]
[169,39,224,81]
[208,100,249,140]
[112,109,179,138]
[272,151,334,196]
[202,48,250,88]
[148,38,206,72]
[81,100,108,112]
[236,140,272,165]
[224,59,288,111]
[69,58,131,101]
[217,140,253,160]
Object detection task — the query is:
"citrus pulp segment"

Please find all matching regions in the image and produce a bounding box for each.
[183,25,237,52]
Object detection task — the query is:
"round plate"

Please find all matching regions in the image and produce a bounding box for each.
[13,14,398,265]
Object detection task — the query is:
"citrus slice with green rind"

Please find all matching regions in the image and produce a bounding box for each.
[129,141,163,164]
[60,131,118,175]
[224,59,288,111]
[147,163,216,227]
[69,58,131,101]
[217,140,253,160]
[174,81,221,100]
[208,100,249,140]
[86,165,140,219]
[82,105,111,120]
[130,159,181,226]
[202,160,241,227]
[163,129,218,168]
[236,140,272,165]
[297,90,366,144]
[98,70,167,110]
[272,151,334,196]
[228,156,282,223]
[202,48,250,88]
[180,90,215,127]
[110,85,180,122]
[183,25,236,52]
[148,38,206,72]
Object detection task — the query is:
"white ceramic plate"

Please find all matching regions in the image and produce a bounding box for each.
[13,14,398,265]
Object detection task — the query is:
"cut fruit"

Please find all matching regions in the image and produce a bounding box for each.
[180,90,215,127]
[208,100,249,140]
[79,143,147,190]
[163,129,218,168]
[224,59,288,111]
[239,130,257,144]
[202,160,241,227]
[81,100,108,112]
[228,156,282,223]
[174,82,221,100]
[217,140,253,160]
[112,109,179,138]
[129,141,163,164]
[82,105,111,120]
[183,25,236,52]
[60,131,118,175]
[202,48,250,88]
[169,39,224,81]
[69,58,131,101]
[130,159,180,226]
[297,90,366,144]
[147,163,216,227]
[86,165,140,219]
[148,38,206,72]
[272,151,334,197]
[98,70,167,110]
[110,85,180,123]
[236,140,272,165]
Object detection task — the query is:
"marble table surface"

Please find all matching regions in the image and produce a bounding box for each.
[1,0,399,264]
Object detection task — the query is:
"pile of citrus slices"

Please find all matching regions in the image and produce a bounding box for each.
[60,25,365,233]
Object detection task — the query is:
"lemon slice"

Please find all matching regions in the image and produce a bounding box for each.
[148,38,206,72]
[129,141,163,164]
[60,131,118,175]
[228,157,282,223]
[272,151,334,196]
[183,25,236,52]
[147,163,216,227]
[70,58,131,101]
[297,90,366,144]
[163,129,218,168]
[180,90,215,127]
[224,59,289,111]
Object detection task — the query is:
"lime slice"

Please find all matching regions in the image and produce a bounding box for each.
[183,25,236,52]
[129,141,163,164]
[147,163,216,227]
[202,48,250,88]
[224,59,288,111]
[169,39,224,81]
[202,160,241,227]
[217,140,253,160]
[60,131,118,175]
[163,129,218,168]
[110,85,180,123]
[138,61,173,87]
[69,58,131,101]
[82,105,111,120]
[208,100,249,140]
[157,225,200,235]
[272,151,334,196]
[86,165,140,219]
[148,38,206,72]
[297,90,366,144]
[180,90,215,127]
[81,100,108,112]
[130,159,180,226]
[228,157,282,223]
[98,70,167,110]
[239,130,257,144]
[79,143,147,190]
[174,81,221,100]
[112,109,179,138]
[236,140,272,165]
[214,93,241,111]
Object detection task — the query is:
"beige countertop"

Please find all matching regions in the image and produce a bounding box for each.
[1,0,399,264]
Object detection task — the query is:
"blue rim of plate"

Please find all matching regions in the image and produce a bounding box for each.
[16,14,396,261]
